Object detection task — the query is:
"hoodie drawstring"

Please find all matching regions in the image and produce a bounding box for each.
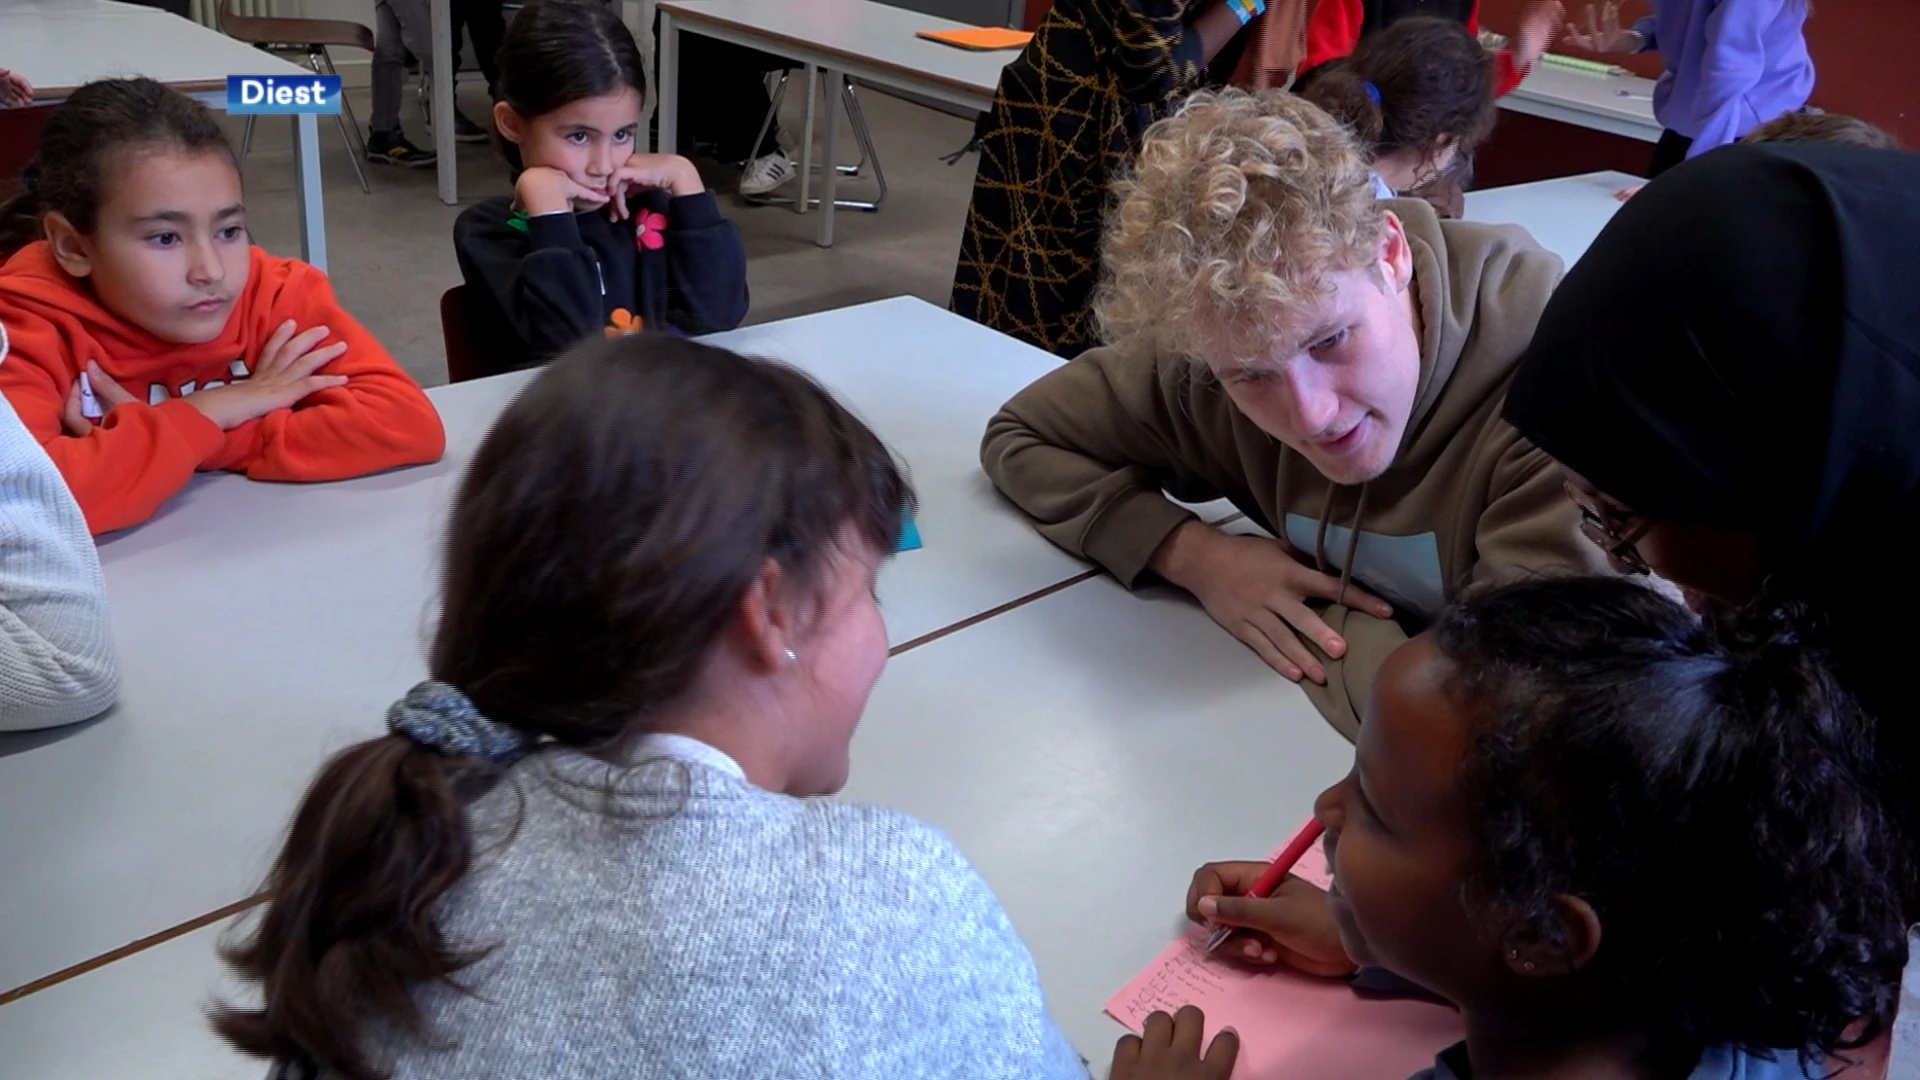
[1311,483,1371,612]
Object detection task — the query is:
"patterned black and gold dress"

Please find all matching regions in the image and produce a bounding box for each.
[950,1,1229,358]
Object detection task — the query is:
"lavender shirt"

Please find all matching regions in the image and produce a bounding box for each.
[1632,0,1814,156]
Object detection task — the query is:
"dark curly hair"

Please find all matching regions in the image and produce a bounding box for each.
[1432,576,1908,1071]
[1298,17,1496,172]
[0,77,234,258]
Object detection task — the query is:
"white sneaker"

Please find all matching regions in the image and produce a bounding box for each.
[739,151,797,197]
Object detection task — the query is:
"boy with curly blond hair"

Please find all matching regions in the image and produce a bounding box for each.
[982,89,1607,737]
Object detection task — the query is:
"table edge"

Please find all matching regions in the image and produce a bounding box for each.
[660,3,1004,101]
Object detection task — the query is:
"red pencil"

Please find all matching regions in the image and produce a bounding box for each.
[1202,818,1327,954]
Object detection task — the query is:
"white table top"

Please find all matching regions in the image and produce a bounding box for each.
[1463,169,1634,269]
[4,1,310,100]
[0,575,1348,1076]
[0,297,1145,994]
[0,0,159,16]
[660,0,1014,101]
[0,921,259,1080]
[851,576,1350,1060]
[1501,62,1662,142]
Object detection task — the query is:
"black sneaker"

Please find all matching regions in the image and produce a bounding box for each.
[366,131,437,168]
[452,109,490,143]
[421,98,492,143]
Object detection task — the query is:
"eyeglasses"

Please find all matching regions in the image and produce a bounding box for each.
[1564,480,1652,576]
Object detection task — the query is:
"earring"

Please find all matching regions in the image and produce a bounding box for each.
[784,649,797,663]
[1506,948,1518,960]
[1523,961,1537,972]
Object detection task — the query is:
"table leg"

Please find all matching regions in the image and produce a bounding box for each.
[657,12,680,154]
[292,113,328,271]
[625,0,657,148]
[796,63,816,216]
[431,0,456,205]
[817,71,838,248]
[629,1,660,142]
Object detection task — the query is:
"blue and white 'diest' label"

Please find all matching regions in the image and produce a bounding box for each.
[226,75,342,114]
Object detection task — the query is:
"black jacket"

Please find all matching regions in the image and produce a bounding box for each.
[453,189,749,372]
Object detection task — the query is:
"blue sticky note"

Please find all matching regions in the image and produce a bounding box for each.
[897,514,922,552]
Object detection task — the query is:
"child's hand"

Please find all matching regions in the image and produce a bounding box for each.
[0,68,32,109]
[1563,1,1638,53]
[59,361,136,436]
[1187,863,1357,977]
[1111,1006,1239,1080]
[188,319,347,430]
[514,166,610,217]
[607,153,704,219]
[1514,1,1566,70]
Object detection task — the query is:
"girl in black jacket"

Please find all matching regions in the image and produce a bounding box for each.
[454,0,748,374]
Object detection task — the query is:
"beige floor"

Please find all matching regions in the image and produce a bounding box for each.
[232,81,980,387]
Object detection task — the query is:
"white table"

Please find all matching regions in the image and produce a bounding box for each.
[1464,169,1635,268]
[655,0,1014,247]
[851,577,1349,1060]
[0,574,1348,1076]
[3,1,330,271]
[1501,62,1662,143]
[0,921,258,1080]
[0,297,1201,997]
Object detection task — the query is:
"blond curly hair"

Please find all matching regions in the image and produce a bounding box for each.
[1094,89,1386,361]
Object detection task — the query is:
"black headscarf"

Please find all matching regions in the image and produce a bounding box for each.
[1505,141,1920,579]
[1505,144,1920,882]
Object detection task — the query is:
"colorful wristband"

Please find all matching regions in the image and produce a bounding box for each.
[1224,0,1254,25]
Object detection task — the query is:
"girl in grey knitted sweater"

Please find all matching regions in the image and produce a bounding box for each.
[0,320,118,730]
[212,335,1130,1080]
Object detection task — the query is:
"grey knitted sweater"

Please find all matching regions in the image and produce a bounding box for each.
[346,743,1089,1080]
[0,332,119,731]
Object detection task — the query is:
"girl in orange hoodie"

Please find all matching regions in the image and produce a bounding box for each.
[0,78,445,535]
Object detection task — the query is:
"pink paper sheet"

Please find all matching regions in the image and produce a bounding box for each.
[1104,836,1464,1080]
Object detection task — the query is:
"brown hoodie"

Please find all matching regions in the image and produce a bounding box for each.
[980,199,1608,738]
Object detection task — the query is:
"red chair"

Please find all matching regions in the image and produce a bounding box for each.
[0,105,57,188]
[440,286,485,384]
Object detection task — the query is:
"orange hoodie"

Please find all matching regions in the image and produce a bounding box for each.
[0,243,446,535]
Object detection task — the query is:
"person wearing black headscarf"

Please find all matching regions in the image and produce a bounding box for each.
[1503,140,1920,880]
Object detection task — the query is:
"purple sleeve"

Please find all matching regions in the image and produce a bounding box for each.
[1630,14,1656,50]
[1684,0,1784,156]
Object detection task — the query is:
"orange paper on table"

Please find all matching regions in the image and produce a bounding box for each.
[1104,834,1463,1080]
[916,27,1033,50]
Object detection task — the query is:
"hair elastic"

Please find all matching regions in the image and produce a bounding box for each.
[1363,81,1382,107]
[386,679,536,765]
